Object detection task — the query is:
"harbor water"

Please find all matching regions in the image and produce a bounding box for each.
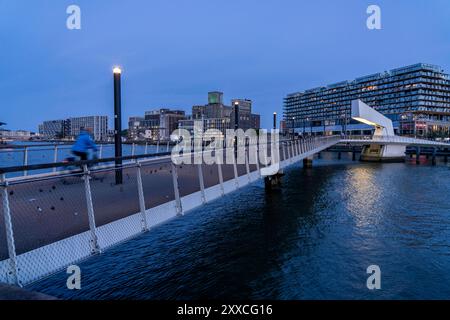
[22,152,450,299]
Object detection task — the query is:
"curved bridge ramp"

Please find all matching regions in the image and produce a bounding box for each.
[0,136,339,286]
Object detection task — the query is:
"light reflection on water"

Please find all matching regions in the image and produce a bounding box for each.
[29,152,450,299]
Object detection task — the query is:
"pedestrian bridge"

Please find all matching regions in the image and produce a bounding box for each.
[0,134,448,286]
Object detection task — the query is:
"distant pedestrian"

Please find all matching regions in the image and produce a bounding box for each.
[72,127,98,161]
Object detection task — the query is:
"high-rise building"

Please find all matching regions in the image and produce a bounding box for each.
[208,91,224,105]
[193,92,232,120]
[230,99,261,131]
[39,120,69,139]
[128,109,186,141]
[69,116,108,141]
[184,92,261,137]
[38,116,108,141]
[284,63,450,137]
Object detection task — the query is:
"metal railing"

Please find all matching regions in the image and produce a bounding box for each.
[0,136,339,286]
[0,142,173,177]
[341,135,450,147]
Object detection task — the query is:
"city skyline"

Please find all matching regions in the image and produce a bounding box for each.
[1,0,450,131]
[2,1,450,303]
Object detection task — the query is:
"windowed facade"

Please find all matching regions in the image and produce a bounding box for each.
[284,63,450,137]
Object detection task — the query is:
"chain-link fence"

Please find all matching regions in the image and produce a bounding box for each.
[0,136,341,285]
[0,143,168,178]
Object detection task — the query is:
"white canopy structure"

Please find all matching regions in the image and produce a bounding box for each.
[351,99,394,136]
[350,99,405,161]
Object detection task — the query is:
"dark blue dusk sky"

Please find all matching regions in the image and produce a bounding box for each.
[1,0,449,131]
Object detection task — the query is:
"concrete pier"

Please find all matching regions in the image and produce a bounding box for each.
[264,172,284,190]
[303,156,313,168]
[352,148,356,161]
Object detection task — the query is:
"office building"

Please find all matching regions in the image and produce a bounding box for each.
[128,109,186,141]
[284,63,450,137]
[230,99,261,131]
[69,116,108,141]
[182,92,261,137]
[39,120,69,139]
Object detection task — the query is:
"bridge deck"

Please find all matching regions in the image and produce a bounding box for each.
[1,134,448,286]
[0,137,339,285]
[341,136,450,147]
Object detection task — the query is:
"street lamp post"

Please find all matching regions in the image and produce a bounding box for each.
[113,66,123,185]
[273,112,277,130]
[291,117,295,140]
[234,101,239,157]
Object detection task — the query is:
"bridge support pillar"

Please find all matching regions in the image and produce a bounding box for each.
[303,156,313,168]
[264,172,284,191]
[360,144,406,162]
[352,147,356,161]
[338,152,341,160]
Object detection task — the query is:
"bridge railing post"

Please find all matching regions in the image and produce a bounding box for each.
[290,141,295,162]
[82,165,100,254]
[53,145,58,172]
[232,154,239,189]
[23,146,29,177]
[255,143,260,175]
[288,141,294,163]
[217,155,224,196]
[0,174,20,286]
[245,144,251,182]
[170,163,183,216]
[285,141,290,160]
[197,164,206,204]
[135,161,149,232]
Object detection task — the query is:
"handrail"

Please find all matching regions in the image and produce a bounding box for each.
[0,135,340,285]
[0,151,173,175]
[342,135,450,146]
[0,136,340,177]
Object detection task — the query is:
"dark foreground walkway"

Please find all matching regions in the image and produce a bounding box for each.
[0,283,56,300]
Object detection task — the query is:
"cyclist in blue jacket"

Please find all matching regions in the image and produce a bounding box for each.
[72,127,98,161]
